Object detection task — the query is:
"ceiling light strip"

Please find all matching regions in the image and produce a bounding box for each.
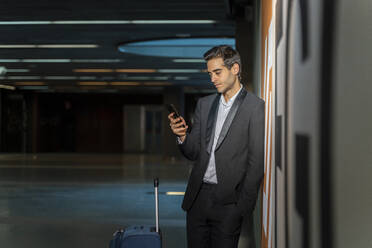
[44,76,78,80]
[0,44,98,49]
[23,59,72,63]
[131,20,215,24]
[71,59,123,63]
[5,69,30,72]
[0,59,122,63]
[0,20,216,25]
[174,76,190,80]
[74,69,202,73]
[38,44,98,48]
[8,76,41,80]
[115,69,156,73]
[0,45,36,48]
[55,20,131,24]
[0,59,21,62]
[173,59,205,63]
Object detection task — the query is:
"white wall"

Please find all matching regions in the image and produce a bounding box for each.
[332,0,372,247]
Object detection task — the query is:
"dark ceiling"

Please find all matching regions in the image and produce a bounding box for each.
[0,0,236,93]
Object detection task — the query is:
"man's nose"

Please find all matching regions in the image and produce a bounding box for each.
[211,75,217,83]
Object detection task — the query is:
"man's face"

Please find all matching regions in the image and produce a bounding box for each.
[207,57,239,94]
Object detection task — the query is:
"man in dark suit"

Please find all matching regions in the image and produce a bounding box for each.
[168,45,265,248]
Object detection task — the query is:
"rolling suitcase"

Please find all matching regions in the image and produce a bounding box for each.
[109,178,162,248]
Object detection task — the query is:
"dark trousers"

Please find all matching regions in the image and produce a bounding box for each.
[186,183,243,248]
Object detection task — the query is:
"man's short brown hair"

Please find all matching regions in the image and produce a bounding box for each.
[203,45,241,80]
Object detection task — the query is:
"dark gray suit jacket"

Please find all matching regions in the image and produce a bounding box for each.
[179,88,265,217]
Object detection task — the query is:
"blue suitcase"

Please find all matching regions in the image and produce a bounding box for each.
[109,178,162,248]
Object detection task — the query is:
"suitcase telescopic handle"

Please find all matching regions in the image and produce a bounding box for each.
[154,178,159,233]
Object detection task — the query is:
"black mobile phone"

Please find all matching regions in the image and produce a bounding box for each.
[166,104,185,127]
[166,104,181,119]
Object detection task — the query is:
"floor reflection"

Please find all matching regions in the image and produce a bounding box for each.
[0,153,190,248]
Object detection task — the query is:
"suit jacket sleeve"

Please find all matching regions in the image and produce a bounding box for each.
[237,101,265,216]
[178,99,202,161]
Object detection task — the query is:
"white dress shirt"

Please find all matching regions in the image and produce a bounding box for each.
[203,85,243,184]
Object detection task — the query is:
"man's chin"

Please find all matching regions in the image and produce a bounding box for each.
[216,87,225,93]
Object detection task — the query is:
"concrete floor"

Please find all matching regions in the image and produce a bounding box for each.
[0,154,191,248]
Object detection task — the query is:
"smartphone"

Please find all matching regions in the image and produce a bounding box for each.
[167,104,181,119]
[166,104,185,127]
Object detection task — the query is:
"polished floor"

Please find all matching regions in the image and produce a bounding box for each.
[0,154,190,248]
[0,153,258,248]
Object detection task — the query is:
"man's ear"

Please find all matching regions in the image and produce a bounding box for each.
[232,63,240,75]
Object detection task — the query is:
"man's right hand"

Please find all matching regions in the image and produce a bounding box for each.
[168,113,188,143]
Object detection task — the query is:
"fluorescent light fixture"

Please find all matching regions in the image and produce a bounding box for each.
[74,68,202,74]
[153,76,169,80]
[0,20,216,25]
[44,76,78,80]
[5,69,30,72]
[116,69,156,73]
[110,82,141,86]
[131,20,215,24]
[77,82,108,86]
[37,44,98,48]
[0,59,21,62]
[15,82,46,86]
[18,86,48,90]
[23,59,72,63]
[79,76,97,80]
[166,192,185,196]
[54,21,130,24]
[173,59,205,63]
[0,45,36,48]
[0,44,98,49]
[71,59,123,63]
[0,84,16,90]
[158,69,201,73]
[0,59,123,63]
[8,76,41,80]
[174,76,190,80]
[0,21,51,25]
[74,69,114,73]
[100,76,115,80]
[143,82,173,86]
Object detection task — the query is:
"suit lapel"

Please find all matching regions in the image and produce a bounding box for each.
[214,89,247,151]
[206,94,220,155]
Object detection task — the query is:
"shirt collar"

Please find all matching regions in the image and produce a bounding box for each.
[220,84,243,107]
